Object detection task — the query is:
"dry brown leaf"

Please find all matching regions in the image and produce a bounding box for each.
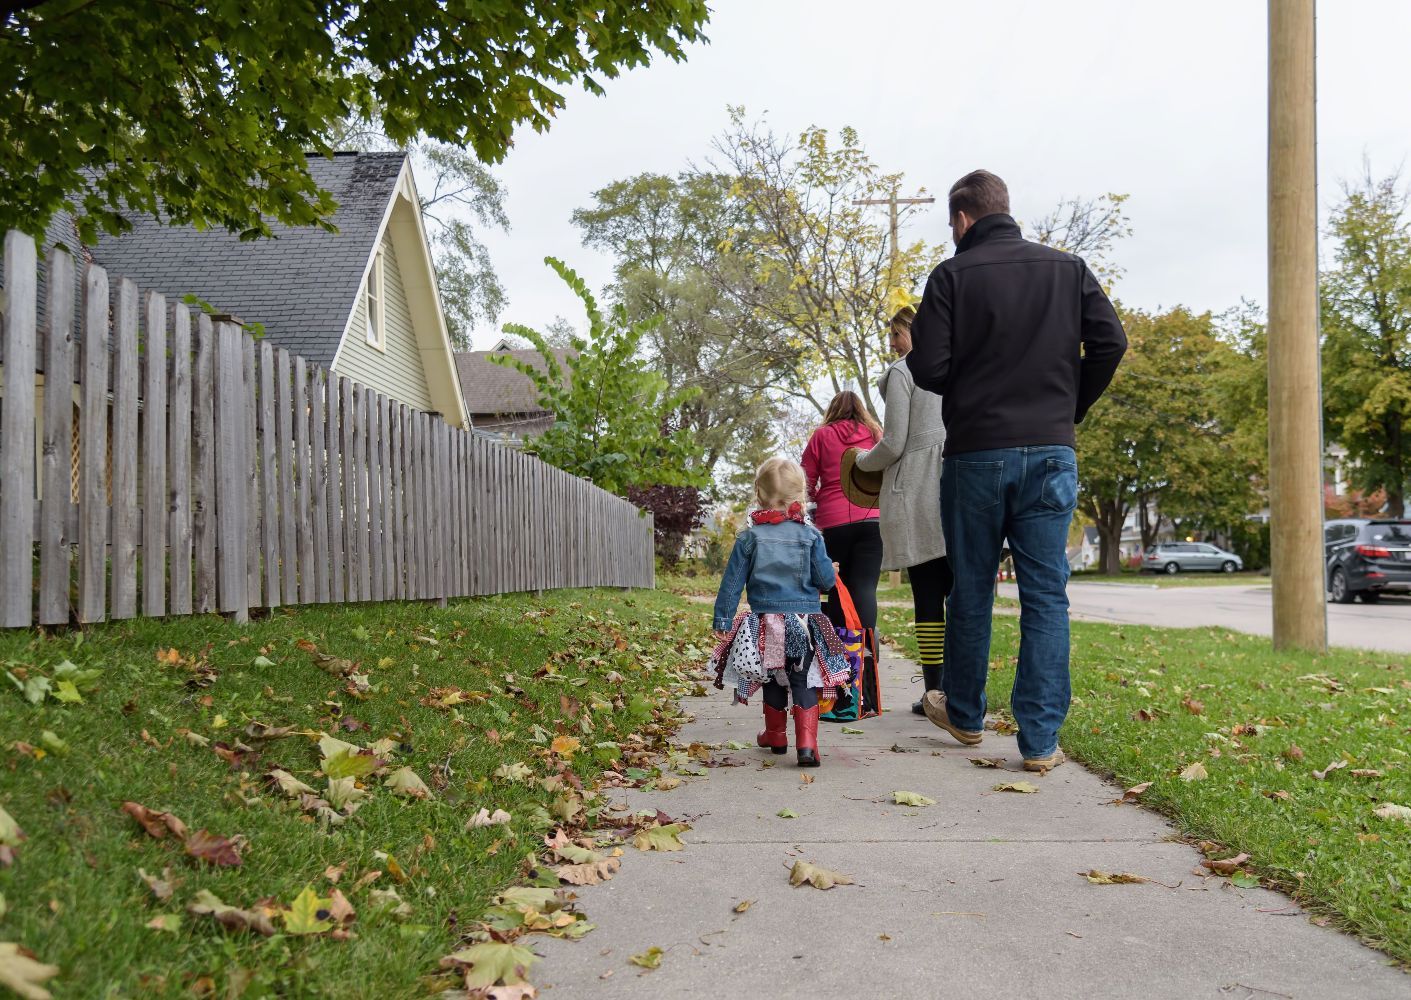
[968,757,1005,768]
[733,900,753,914]
[554,858,621,886]
[184,830,244,867]
[121,802,188,840]
[138,867,182,902]
[0,941,60,1000]
[1116,781,1153,804]
[1200,852,1251,875]
[788,860,854,890]
[1312,759,1347,781]
[1079,869,1147,885]
[1179,762,1208,782]
[1351,769,1383,778]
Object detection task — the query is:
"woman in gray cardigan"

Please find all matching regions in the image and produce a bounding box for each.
[854,307,952,714]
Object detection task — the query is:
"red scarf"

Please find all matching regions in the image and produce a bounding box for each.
[751,502,806,525]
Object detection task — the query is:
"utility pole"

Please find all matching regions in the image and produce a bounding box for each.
[1267,0,1327,652]
[853,188,935,275]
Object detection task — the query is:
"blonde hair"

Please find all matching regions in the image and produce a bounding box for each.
[822,390,883,442]
[754,457,809,511]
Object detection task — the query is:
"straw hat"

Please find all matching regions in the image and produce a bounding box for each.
[839,447,882,509]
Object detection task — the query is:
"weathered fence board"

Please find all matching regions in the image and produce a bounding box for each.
[0,234,653,629]
[38,247,74,625]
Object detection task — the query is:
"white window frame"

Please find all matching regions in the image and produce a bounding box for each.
[364,249,385,351]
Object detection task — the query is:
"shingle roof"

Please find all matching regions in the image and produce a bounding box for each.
[454,348,574,416]
[85,152,406,367]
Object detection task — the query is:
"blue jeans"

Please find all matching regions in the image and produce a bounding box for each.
[940,447,1077,759]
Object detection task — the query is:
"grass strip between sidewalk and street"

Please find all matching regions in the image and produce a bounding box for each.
[879,604,1411,966]
[0,588,708,998]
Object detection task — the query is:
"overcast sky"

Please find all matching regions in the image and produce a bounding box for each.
[461,1,1411,349]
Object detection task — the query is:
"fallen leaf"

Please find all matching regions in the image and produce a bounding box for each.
[1201,852,1251,875]
[628,946,664,970]
[383,767,432,799]
[0,808,25,867]
[550,735,581,758]
[283,886,334,935]
[324,863,347,884]
[121,802,188,840]
[555,858,621,886]
[776,809,798,819]
[1312,759,1348,781]
[267,769,315,798]
[466,808,513,830]
[1181,697,1204,715]
[799,774,814,785]
[440,941,538,988]
[494,762,533,783]
[1115,781,1153,804]
[138,867,181,902]
[1179,762,1208,782]
[733,900,753,914]
[1373,803,1411,824]
[145,914,182,934]
[184,830,243,867]
[187,890,277,936]
[1351,769,1383,779]
[324,776,369,813]
[1263,789,1293,801]
[968,758,1004,768]
[1229,871,1260,888]
[632,824,689,852]
[653,775,682,791]
[840,726,864,735]
[322,747,383,780]
[1079,869,1147,885]
[993,781,1040,794]
[789,860,854,890]
[0,941,60,1000]
[892,791,936,807]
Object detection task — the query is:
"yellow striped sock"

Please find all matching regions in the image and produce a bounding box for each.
[915,621,945,667]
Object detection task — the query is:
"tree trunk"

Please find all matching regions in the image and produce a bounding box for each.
[1137,494,1161,551]
[1091,498,1127,575]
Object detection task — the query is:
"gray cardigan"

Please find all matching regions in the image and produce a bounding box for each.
[854,358,946,571]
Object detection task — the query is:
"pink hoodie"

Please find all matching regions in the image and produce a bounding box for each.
[801,420,881,530]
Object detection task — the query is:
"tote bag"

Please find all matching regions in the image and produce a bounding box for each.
[820,576,881,722]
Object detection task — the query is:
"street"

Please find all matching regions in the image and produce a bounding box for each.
[998,581,1411,655]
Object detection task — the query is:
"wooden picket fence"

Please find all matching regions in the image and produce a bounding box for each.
[0,231,654,628]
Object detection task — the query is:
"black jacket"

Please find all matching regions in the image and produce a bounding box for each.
[906,214,1127,456]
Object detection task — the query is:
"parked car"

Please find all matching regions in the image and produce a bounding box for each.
[1141,542,1244,575]
[1325,519,1411,604]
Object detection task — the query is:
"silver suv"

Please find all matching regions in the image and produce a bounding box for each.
[1141,542,1244,575]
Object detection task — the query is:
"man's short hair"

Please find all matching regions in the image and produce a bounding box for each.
[948,170,1010,220]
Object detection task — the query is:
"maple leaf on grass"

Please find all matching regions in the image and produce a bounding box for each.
[184,830,243,867]
[267,769,315,797]
[1373,803,1411,824]
[322,747,384,780]
[384,767,432,799]
[0,941,60,1000]
[187,890,277,936]
[121,802,188,840]
[1179,762,1208,782]
[466,808,513,830]
[789,861,854,890]
[138,867,182,902]
[284,886,335,935]
[495,762,534,783]
[440,941,539,989]
[550,735,581,758]
[632,823,689,852]
[145,913,182,934]
[0,807,25,867]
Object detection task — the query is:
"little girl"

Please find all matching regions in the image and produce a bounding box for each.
[710,458,855,767]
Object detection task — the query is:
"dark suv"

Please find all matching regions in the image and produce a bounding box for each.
[1325,519,1411,603]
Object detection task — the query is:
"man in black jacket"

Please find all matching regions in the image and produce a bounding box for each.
[906,169,1126,772]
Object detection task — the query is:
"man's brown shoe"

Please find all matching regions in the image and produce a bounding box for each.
[921,691,983,746]
[1023,750,1066,774]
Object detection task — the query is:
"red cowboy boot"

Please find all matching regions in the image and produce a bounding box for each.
[757,705,789,754]
[793,704,821,767]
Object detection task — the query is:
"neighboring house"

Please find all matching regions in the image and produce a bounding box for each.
[2,151,468,501]
[454,338,574,444]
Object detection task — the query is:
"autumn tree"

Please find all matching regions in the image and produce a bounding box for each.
[702,109,945,415]
[573,172,788,478]
[1321,168,1411,517]
[493,259,706,498]
[1,1,709,242]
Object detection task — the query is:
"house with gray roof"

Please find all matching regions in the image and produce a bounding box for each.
[9,150,468,427]
[454,339,574,443]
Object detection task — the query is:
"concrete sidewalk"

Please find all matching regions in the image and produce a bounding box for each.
[533,649,1408,999]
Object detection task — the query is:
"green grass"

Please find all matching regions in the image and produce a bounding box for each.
[879,604,1411,964]
[0,589,707,998]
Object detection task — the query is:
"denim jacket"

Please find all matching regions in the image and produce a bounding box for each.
[712,520,837,631]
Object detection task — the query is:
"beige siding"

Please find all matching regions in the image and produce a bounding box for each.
[334,236,434,411]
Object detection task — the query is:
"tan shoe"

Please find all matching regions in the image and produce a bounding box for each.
[1023,750,1066,774]
[921,691,984,746]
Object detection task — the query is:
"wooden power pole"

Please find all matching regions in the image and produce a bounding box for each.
[853,188,935,275]
[1267,0,1327,652]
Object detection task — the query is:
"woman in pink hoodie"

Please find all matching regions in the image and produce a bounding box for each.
[801,391,884,656]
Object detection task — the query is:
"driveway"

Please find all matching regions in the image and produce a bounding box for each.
[998,581,1411,655]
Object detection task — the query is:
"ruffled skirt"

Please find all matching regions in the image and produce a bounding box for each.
[710,611,857,705]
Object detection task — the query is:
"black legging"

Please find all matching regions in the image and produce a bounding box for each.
[761,655,819,711]
[822,521,883,631]
[908,556,953,676]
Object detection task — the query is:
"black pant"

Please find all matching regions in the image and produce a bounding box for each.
[761,661,819,710]
[822,521,883,631]
[908,555,953,624]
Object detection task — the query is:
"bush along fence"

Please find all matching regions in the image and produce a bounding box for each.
[0,231,654,628]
